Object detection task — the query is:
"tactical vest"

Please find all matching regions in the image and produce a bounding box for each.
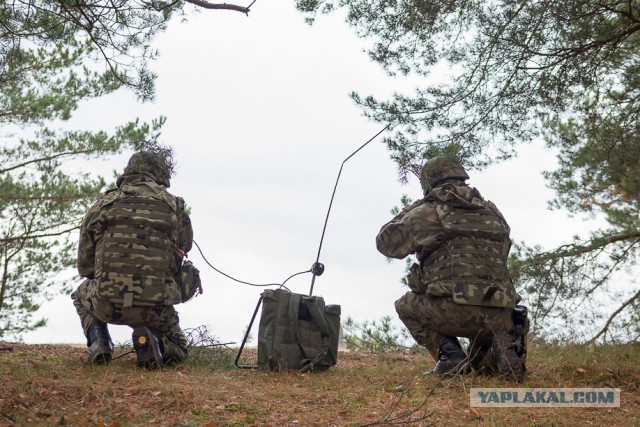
[94,195,182,306]
[423,201,517,308]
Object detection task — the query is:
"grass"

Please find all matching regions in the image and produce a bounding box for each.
[0,341,637,426]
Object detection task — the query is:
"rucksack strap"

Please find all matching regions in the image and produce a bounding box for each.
[288,294,332,372]
[288,293,302,326]
[303,297,331,338]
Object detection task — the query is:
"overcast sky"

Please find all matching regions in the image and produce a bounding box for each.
[21,2,604,346]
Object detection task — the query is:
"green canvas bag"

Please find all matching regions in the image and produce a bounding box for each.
[255,289,341,372]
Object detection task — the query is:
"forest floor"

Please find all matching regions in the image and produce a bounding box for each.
[0,341,638,426]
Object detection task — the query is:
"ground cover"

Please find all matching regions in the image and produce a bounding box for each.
[0,341,637,426]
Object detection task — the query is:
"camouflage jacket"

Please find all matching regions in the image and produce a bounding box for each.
[77,174,193,306]
[376,181,519,308]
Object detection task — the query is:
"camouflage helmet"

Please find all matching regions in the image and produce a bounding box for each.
[420,156,469,191]
[123,150,173,187]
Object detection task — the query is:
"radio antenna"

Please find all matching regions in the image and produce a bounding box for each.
[308,124,391,296]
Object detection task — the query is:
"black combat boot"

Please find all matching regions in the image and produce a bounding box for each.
[86,321,114,365]
[161,338,188,366]
[430,336,469,375]
[132,326,164,369]
[492,333,525,382]
[469,335,495,375]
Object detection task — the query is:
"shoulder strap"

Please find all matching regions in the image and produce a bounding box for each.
[303,297,330,337]
[289,295,332,371]
[288,293,302,324]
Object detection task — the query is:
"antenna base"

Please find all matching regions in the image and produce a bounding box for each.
[311,262,325,276]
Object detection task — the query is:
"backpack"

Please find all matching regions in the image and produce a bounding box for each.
[236,289,341,372]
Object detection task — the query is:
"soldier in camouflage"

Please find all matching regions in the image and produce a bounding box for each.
[376,156,525,381]
[71,150,193,368]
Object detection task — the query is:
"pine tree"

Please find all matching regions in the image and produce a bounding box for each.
[0,0,252,339]
[298,0,640,342]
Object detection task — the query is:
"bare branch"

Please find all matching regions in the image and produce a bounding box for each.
[1,195,91,202]
[0,148,98,174]
[587,288,640,345]
[0,225,80,245]
[184,0,253,14]
[534,231,640,262]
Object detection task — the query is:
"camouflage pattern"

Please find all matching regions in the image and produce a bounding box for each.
[77,175,192,306]
[94,196,180,306]
[73,151,193,361]
[421,156,470,192]
[376,180,519,308]
[421,194,516,308]
[120,150,174,188]
[72,279,188,362]
[395,290,514,359]
[377,163,519,359]
[178,260,203,303]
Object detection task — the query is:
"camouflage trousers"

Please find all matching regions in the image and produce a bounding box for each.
[395,291,514,361]
[71,279,188,363]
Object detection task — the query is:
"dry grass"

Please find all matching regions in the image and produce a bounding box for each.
[0,341,638,426]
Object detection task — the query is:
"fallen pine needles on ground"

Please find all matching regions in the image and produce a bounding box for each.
[0,341,638,426]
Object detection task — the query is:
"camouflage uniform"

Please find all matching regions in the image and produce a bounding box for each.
[376,157,522,378]
[71,151,193,364]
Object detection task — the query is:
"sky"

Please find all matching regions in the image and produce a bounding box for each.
[20,2,605,346]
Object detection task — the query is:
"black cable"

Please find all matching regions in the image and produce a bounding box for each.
[190,124,391,294]
[192,239,306,289]
[281,270,310,286]
[111,349,134,361]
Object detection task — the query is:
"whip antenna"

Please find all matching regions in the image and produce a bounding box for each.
[308,124,391,296]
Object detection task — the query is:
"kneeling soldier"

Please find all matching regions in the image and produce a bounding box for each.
[71,149,193,368]
[376,156,526,381]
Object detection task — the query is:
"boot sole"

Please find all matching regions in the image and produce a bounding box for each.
[132,327,163,369]
[428,362,470,376]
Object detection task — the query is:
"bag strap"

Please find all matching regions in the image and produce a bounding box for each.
[286,294,309,365]
[287,295,332,371]
[303,297,330,338]
[288,293,302,324]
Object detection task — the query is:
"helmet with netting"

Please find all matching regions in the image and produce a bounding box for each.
[420,156,469,192]
[123,149,174,187]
